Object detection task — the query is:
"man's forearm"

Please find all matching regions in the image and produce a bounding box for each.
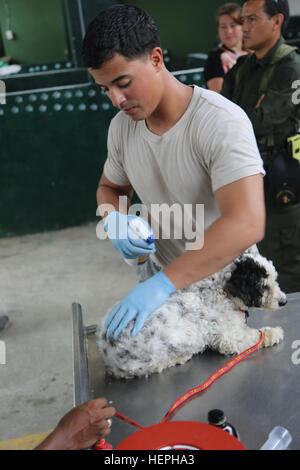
[35,429,69,450]
[163,213,264,290]
[97,184,131,218]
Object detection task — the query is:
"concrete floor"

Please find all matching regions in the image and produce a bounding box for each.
[0,222,137,444]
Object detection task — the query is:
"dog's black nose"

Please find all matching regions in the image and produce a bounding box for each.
[279,298,287,307]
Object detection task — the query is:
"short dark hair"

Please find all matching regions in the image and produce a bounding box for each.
[82,4,161,69]
[263,0,290,32]
[243,0,290,33]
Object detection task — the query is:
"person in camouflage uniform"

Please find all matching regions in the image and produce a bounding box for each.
[222,0,300,293]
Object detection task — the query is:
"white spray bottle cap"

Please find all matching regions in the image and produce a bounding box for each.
[124,218,155,266]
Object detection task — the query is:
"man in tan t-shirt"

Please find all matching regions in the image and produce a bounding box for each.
[82,5,265,340]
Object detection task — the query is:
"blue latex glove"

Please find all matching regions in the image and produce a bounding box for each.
[104,211,155,259]
[105,271,176,339]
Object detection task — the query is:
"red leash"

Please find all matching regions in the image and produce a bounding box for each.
[160,330,264,423]
[94,330,264,448]
[115,411,145,430]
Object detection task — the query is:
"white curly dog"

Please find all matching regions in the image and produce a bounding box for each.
[97,247,287,379]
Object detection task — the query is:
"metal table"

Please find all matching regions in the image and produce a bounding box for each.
[72,294,300,450]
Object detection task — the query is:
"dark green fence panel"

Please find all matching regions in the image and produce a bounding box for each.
[0,84,117,236]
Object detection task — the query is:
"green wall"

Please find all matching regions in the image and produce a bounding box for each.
[123,0,238,69]
[0,0,241,68]
[0,0,240,69]
[0,87,116,237]
[0,0,69,64]
[0,0,241,237]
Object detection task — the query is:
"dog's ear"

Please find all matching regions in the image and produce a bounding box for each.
[224,257,268,307]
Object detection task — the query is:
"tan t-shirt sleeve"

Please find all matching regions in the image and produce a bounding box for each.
[103,114,132,186]
[200,107,265,193]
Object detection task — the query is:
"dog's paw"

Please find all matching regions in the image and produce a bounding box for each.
[261,326,284,348]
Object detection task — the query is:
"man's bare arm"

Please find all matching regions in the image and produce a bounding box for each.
[163,174,265,289]
[97,172,134,218]
[206,77,224,93]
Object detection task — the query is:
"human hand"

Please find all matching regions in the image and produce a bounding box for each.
[105,271,176,339]
[221,51,237,74]
[104,211,155,259]
[35,398,115,450]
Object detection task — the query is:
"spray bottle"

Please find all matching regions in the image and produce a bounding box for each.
[124,218,155,266]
